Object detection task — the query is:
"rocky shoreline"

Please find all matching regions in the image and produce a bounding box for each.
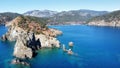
[1,16,62,66]
[88,20,120,27]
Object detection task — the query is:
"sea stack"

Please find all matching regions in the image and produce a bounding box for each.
[69,42,74,47]
[67,49,73,55]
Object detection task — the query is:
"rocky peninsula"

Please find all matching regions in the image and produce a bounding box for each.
[87,10,120,27]
[1,16,62,66]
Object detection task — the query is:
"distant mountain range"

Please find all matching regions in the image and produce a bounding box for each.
[24,9,108,25]
[1,9,120,26]
[24,10,57,17]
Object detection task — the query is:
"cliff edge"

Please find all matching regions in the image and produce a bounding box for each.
[2,16,62,65]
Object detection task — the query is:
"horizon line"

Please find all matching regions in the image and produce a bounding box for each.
[0,9,120,14]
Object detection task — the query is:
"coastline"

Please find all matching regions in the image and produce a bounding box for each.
[0,16,63,67]
[1,24,120,68]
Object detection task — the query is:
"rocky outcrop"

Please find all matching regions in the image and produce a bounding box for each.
[69,42,74,47]
[13,30,43,59]
[11,58,30,66]
[2,16,62,62]
[42,28,62,37]
[2,16,62,66]
[13,33,33,59]
[35,34,60,48]
[0,34,7,41]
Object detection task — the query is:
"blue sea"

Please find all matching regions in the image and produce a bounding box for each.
[0,25,120,68]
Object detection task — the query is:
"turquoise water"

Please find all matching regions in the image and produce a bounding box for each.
[1,25,120,68]
[0,26,15,68]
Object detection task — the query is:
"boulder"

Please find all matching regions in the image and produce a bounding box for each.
[1,35,7,41]
[69,42,74,47]
[67,49,73,55]
[11,58,30,66]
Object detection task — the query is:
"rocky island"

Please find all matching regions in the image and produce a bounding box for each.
[1,16,62,66]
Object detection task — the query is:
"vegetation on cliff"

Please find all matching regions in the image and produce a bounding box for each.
[2,15,62,66]
[88,10,120,23]
[87,10,120,27]
[12,16,49,34]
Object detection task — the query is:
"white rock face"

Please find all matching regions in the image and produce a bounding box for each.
[69,42,74,47]
[12,29,61,59]
[13,34,32,59]
[4,18,62,59]
[35,34,60,48]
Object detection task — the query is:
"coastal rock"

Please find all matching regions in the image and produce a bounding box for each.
[13,31,42,59]
[1,34,7,41]
[42,28,62,37]
[36,34,60,48]
[27,32,41,50]
[11,28,61,59]
[13,33,33,59]
[2,25,24,41]
[11,58,20,64]
[62,44,66,51]
[3,16,62,66]
[69,42,74,47]
[11,58,30,66]
[67,49,73,55]
[4,16,62,48]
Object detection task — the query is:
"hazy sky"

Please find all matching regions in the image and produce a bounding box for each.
[0,0,120,13]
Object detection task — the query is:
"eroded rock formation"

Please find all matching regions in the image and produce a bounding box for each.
[1,16,62,66]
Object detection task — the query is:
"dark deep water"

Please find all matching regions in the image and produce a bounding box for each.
[0,25,120,68]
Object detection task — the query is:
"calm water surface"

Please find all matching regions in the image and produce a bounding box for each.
[0,25,120,68]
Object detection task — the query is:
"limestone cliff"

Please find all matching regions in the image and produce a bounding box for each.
[14,34,33,59]
[2,16,62,60]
